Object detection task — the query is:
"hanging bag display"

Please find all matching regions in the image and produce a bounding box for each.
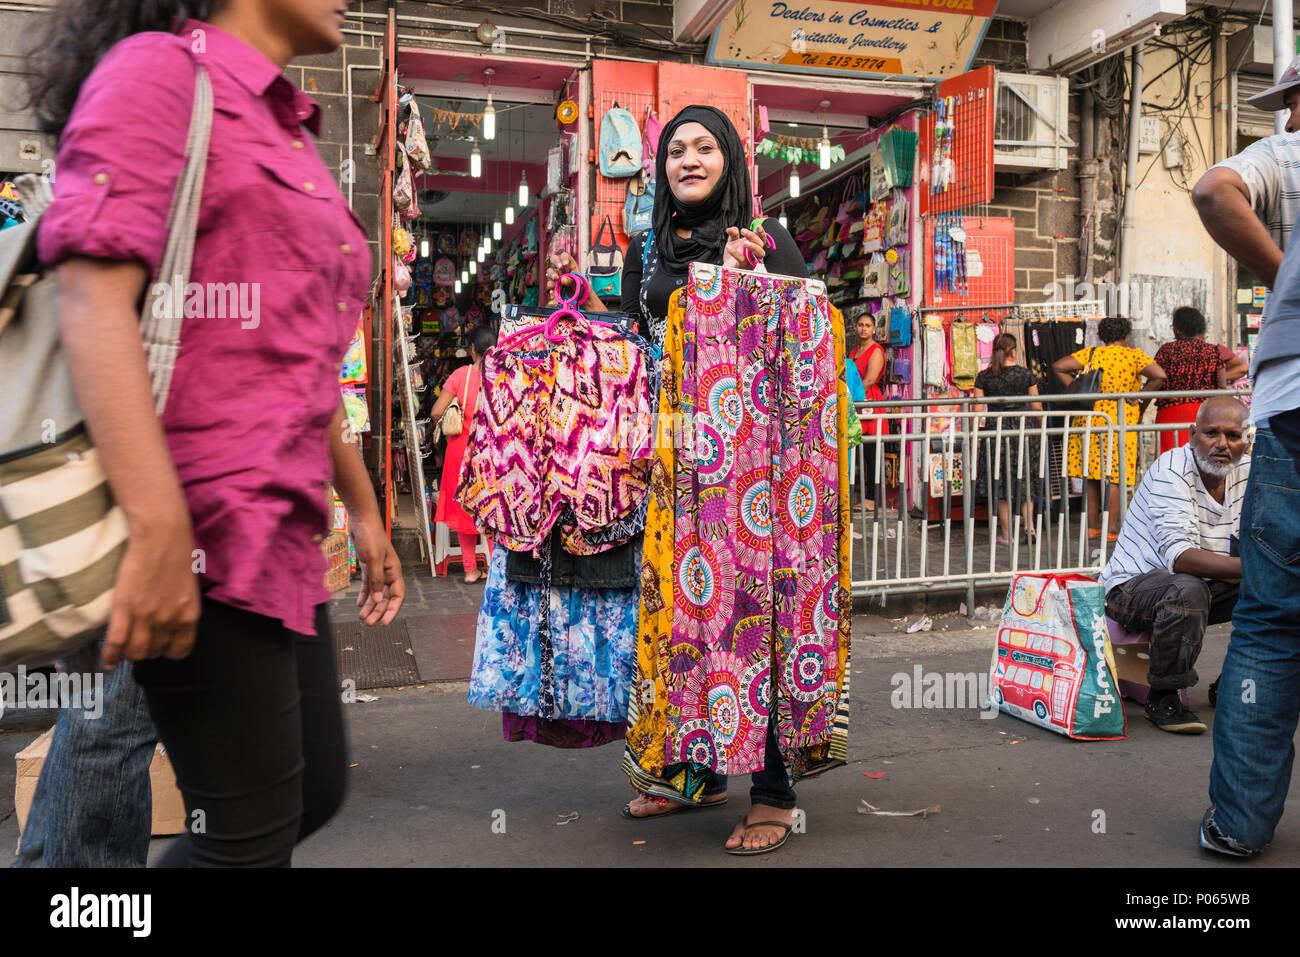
[950,320,978,390]
[623,168,655,236]
[404,97,431,171]
[392,150,415,215]
[835,175,861,226]
[990,575,1127,740]
[599,104,642,178]
[923,319,948,387]
[0,67,214,670]
[643,105,662,177]
[861,252,888,297]
[586,215,624,297]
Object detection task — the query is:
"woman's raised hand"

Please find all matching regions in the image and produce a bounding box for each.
[545,251,581,305]
[723,224,769,270]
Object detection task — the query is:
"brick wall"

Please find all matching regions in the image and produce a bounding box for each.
[969,18,1117,304]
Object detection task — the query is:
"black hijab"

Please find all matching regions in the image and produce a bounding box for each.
[652,104,753,274]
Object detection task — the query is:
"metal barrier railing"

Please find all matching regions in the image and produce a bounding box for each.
[849,388,1251,608]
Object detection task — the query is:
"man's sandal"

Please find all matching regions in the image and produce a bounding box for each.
[620,792,727,820]
[724,817,793,855]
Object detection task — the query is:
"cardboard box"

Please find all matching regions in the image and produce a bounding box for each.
[14,728,187,839]
[1111,642,1188,707]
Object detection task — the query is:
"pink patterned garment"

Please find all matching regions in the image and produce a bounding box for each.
[668,265,842,776]
[456,316,653,555]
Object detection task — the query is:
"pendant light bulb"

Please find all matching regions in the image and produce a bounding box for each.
[493,218,502,241]
[778,206,788,230]
[518,170,529,208]
[789,167,801,199]
[470,141,482,179]
[420,234,429,258]
[505,204,515,225]
[454,278,462,294]
[819,125,831,171]
[461,267,469,284]
[483,93,496,142]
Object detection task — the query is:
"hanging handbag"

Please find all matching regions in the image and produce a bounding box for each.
[392,150,415,214]
[586,214,624,297]
[951,321,978,390]
[0,66,214,670]
[643,104,662,176]
[404,98,431,171]
[923,320,948,388]
[835,175,860,225]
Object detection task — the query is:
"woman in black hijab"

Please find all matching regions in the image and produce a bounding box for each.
[551,105,809,854]
[546,104,806,350]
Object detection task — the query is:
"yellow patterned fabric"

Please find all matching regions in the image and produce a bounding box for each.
[622,291,684,799]
[621,292,852,801]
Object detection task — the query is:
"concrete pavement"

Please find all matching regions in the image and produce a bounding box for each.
[3,576,1297,866]
[290,618,1298,868]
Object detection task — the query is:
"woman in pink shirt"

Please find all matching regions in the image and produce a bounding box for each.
[26,0,402,866]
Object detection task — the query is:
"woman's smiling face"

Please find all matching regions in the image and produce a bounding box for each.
[666,122,724,205]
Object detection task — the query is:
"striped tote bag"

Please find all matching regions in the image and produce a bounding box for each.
[0,67,212,669]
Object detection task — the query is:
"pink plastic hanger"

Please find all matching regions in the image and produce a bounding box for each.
[496,273,591,364]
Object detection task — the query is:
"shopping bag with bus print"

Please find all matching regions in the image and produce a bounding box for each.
[988,574,1126,740]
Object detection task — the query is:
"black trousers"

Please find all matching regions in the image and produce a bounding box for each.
[133,597,346,867]
[1104,570,1239,692]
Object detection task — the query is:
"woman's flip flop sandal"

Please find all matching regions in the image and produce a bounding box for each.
[620,793,728,820]
[724,818,793,855]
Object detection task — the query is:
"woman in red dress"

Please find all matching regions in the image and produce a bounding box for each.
[849,312,886,512]
[1153,308,1242,455]
[432,325,496,581]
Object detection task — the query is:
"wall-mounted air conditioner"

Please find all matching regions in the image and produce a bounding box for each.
[994,72,1072,172]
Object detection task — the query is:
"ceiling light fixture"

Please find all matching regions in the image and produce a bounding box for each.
[789,167,801,198]
[818,101,832,171]
[470,139,482,178]
[482,69,496,142]
[778,205,787,229]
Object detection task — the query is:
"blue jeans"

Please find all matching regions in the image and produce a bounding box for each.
[703,719,797,810]
[12,638,158,868]
[1208,428,1300,851]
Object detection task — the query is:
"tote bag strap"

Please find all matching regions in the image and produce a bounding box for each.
[140,64,214,415]
[461,365,474,409]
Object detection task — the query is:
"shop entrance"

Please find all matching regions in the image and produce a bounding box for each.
[388,51,583,575]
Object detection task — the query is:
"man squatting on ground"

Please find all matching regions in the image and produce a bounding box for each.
[1098,398,1249,734]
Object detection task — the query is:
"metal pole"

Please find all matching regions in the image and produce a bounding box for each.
[1118,43,1144,316]
[1276,0,1295,136]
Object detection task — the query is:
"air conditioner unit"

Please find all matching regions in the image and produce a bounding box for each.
[994,72,1073,172]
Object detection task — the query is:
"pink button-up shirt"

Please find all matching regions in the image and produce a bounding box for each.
[39,22,370,635]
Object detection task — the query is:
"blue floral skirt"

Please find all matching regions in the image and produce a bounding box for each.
[468,546,639,722]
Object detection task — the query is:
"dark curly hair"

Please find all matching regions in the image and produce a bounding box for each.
[23,1,227,139]
[1098,315,1131,344]
[1171,306,1207,338]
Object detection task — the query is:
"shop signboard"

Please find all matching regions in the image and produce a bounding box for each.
[708,0,998,81]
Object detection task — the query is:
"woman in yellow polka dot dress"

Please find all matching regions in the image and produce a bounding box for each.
[1053,316,1166,538]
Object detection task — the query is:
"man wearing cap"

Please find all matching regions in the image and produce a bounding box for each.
[1191,61,1300,859]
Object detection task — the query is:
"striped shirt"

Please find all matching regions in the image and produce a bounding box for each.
[1214,135,1300,425]
[1098,446,1249,593]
